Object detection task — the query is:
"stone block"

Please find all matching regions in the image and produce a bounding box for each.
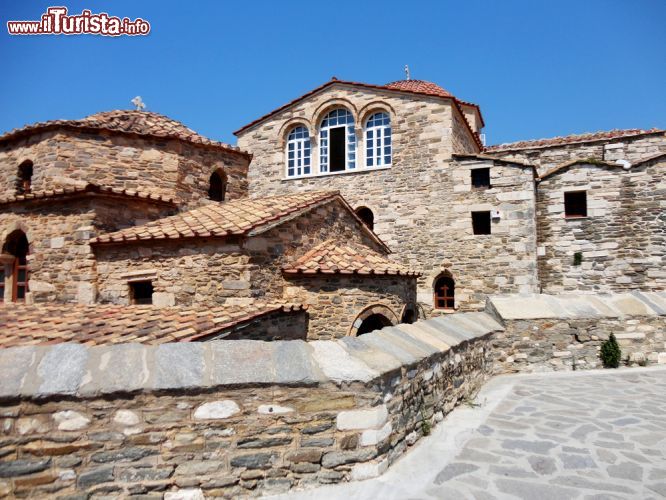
[273,341,322,384]
[80,344,149,396]
[309,341,377,383]
[0,346,36,398]
[53,410,90,431]
[337,405,388,431]
[0,458,51,478]
[113,410,140,427]
[164,489,205,500]
[337,337,403,374]
[154,343,204,390]
[193,400,240,420]
[257,404,294,415]
[350,458,388,481]
[210,340,276,385]
[360,422,392,446]
[36,344,88,397]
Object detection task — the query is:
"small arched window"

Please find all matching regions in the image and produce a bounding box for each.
[17,160,33,195]
[286,126,311,178]
[208,170,226,202]
[319,108,356,173]
[434,274,455,310]
[355,206,374,231]
[365,112,391,167]
[1,230,29,302]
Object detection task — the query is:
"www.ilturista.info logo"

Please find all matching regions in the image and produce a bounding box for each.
[7,7,151,36]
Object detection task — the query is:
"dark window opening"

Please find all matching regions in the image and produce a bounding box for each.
[401,307,416,324]
[573,252,583,266]
[329,127,346,172]
[2,230,29,302]
[357,313,392,335]
[17,160,33,195]
[434,275,455,310]
[130,281,153,305]
[471,167,491,189]
[355,207,374,231]
[0,267,4,302]
[472,211,491,235]
[564,191,587,218]
[208,171,226,202]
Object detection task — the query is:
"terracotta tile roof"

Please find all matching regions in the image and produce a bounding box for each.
[0,302,306,347]
[385,79,452,98]
[233,78,484,146]
[91,191,388,251]
[0,183,176,206]
[485,128,664,152]
[283,240,420,276]
[0,110,250,157]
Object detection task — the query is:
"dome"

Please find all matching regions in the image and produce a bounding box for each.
[385,79,452,98]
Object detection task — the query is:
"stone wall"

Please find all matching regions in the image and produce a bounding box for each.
[284,275,418,340]
[238,84,538,312]
[0,313,500,498]
[490,132,666,176]
[536,159,665,293]
[0,197,174,304]
[0,129,249,208]
[487,292,666,373]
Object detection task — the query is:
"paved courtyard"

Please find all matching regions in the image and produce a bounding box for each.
[273,366,666,499]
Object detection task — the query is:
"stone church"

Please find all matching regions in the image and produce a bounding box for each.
[0,77,664,344]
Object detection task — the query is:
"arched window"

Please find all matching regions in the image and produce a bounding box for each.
[434,274,455,310]
[365,113,391,167]
[17,160,33,195]
[1,230,29,302]
[286,126,311,178]
[356,313,392,335]
[208,170,226,202]
[355,206,374,231]
[319,108,356,173]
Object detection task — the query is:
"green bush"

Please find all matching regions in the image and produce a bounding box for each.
[600,333,621,368]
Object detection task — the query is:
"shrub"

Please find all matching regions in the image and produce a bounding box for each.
[600,333,621,368]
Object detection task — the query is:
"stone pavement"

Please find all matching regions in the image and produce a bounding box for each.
[270,366,666,499]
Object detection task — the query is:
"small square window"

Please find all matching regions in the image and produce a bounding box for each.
[130,281,153,305]
[564,191,587,218]
[471,168,491,189]
[472,211,491,235]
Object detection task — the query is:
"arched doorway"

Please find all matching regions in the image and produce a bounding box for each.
[208,170,227,202]
[356,313,392,335]
[349,304,398,336]
[1,230,29,302]
[355,206,374,231]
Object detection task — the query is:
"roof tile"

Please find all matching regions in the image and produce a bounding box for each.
[486,129,664,152]
[0,302,307,347]
[283,240,420,276]
[0,110,250,156]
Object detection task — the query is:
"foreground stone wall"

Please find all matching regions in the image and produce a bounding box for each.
[0,313,499,498]
[536,159,666,293]
[0,129,249,207]
[487,292,666,373]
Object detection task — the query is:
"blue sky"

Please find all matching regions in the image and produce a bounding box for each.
[1,0,664,146]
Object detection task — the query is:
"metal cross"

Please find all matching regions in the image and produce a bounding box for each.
[404,65,411,80]
[131,96,146,111]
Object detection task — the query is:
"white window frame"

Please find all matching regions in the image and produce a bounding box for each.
[365,112,392,168]
[285,126,311,178]
[319,108,356,174]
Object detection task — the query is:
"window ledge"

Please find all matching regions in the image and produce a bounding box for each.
[283,165,392,181]
[564,215,589,220]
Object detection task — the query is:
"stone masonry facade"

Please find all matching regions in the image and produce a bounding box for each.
[237,79,666,313]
